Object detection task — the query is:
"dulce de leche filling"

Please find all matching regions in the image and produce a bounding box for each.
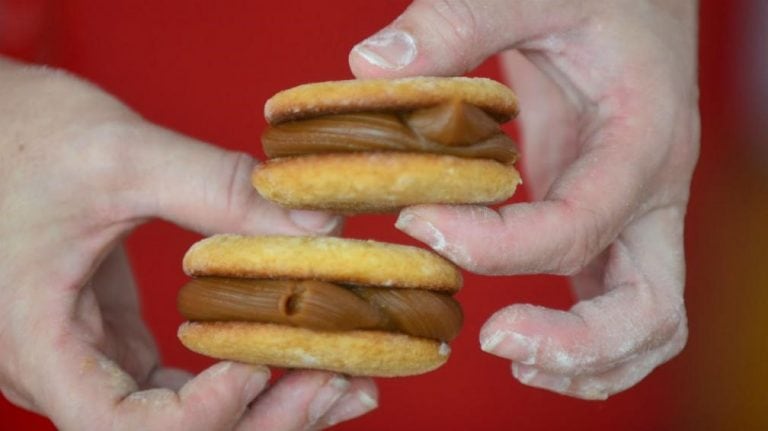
[178,277,463,342]
[262,100,518,164]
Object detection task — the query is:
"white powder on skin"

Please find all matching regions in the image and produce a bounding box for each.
[439,342,451,356]
[297,352,319,366]
[396,213,474,266]
[480,330,541,366]
[510,332,541,365]
[512,363,538,383]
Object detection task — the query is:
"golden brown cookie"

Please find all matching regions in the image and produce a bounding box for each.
[264,77,519,124]
[178,235,461,377]
[254,77,522,213]
[183,234,462,292]
[253,152,521,213]
[178,321,450,377]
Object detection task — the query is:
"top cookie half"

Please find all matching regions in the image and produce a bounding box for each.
[184,234,462,292]
[264,77,519,124]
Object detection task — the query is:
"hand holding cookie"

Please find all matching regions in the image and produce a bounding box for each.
[350,0,699,399]
[0,56,376,430]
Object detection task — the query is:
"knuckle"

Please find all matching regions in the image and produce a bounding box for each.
[425,0,478,40]
[418,0,481,66]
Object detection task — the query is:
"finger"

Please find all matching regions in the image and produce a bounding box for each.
[349,0,587,78]
[479,278,684,376]
[511,322,687,399]
[173,362,270,430]
[478,214,687,376]
[238,370,362,431]
[312,377,378,429]
[114,124,340,236]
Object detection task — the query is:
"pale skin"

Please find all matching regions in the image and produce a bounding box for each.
[0,57,378,430]
[350,0,699,399]
[1,0,698,427]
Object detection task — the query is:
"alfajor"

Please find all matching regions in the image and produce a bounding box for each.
[177,234,463,377]
[252,77,522,212]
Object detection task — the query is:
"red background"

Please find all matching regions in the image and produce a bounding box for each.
[2,1,766,429]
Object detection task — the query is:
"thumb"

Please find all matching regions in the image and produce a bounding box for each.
[349,0,585,78]
[118,124,340,236]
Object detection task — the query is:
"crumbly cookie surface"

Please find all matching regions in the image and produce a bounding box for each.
[265,77,519,124]
[252,152,521,213]
[178,321,450,377]
[183,234,463,292]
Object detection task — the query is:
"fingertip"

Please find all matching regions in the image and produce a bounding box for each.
[479,305,548,364]
[480,329,541,366]
[350,0,521,79]
[395,207,446,250]
[287,209,343,236]
[349,28,419,78]
[242,366,272,402]
[321,389,379,427]
[396,205,481,269]
[307,375,350,425]
[180,361,270,416]
[249,372,374,429]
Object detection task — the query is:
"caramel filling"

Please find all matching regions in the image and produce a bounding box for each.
[178,277,463,342]
[262,100,518,164]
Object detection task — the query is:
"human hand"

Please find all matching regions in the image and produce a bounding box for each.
[0,57,377,429]
[349,0,699,399]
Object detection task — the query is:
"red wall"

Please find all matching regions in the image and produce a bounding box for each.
[2,1,765,429]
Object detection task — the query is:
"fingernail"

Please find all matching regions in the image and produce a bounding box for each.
[513,364,572,393]
[242,366,271,401]
[480,330,540,365]
[396,212,447,252]
[352,28,417,70]
[205,361,232,378]
[394,211,415,231]
[322,389,379,426]
[308,376,350,425]
[511,363,538,384]
[396,212,475,266]
[289,210,341,234]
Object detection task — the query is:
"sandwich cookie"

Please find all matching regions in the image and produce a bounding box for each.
[253,77,522,212]
[177,235,463,377]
